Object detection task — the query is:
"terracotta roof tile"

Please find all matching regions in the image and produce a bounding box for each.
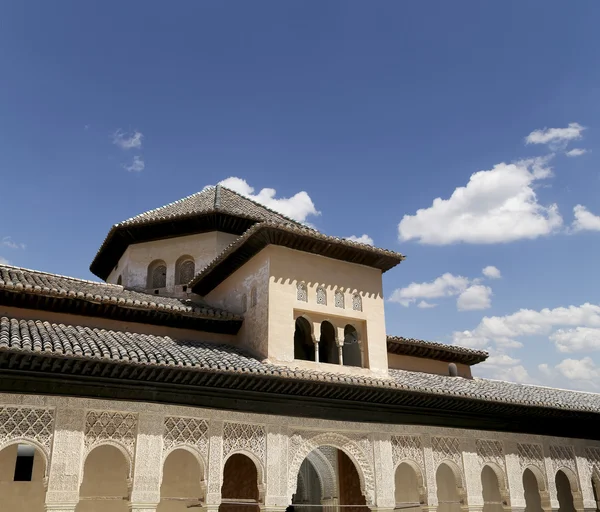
[387,335,488,365]
[1,314,599,415]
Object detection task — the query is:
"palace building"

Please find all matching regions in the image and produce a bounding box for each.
[1,184,599,512]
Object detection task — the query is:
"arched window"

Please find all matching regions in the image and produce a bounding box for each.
[352,293,362,311]
[334,290,345,309]
[242,294,248,313]
[342,325,362,367]
[316,286,327,305]
[148,260,167,289]
[176,255,195,285]
[297,282,308,302]
[250,287,258,307]
[319,321,339,364]
[294,317,315,361]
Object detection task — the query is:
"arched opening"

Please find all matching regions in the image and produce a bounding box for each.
[523,468,544,512]
[294,317,315,361]
[176,256,195,285]
[436,463,461,512]
[394,462,422,512]
[148,260,167,289]
[556,470,576,512]
[220,454,260,512]
[158,449,205,511]
[319,321,339,365]
[78,445,129,512]
[292,447,367,512]
[342,325,362,368]
[0,442,46,511]
[482,465,503,512]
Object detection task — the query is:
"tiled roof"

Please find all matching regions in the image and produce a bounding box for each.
[1,314,599,416]
[0,264,241,326]
[387,335,488,365]
[190,222,405,294]
[118,185,305,228]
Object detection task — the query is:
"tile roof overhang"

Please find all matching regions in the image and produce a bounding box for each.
[1,315,599,440]
[0,265,242,334]
[387,336,489,366]
[190,223,405,295]
[90,186,307,281]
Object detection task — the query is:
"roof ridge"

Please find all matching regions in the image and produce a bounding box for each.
[117,186,216,226]
[474,376,600,397]
[0,263,120,288]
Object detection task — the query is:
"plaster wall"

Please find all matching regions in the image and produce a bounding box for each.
[106,231,238,293]
[267,246,388,374]
[204,249,271,357]
[0,443,46,512]
[0,305,237,346]
[387,353,473,379]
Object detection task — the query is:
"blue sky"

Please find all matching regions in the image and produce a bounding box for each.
[2,1,600,391]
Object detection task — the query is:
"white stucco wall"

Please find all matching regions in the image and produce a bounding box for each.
[106,231,238,293]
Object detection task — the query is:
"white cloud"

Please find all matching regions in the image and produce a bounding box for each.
[113,129,143,150]
[0,256,10,265]
[565,148,587,157]
[550,327,600,353]
[486,353,521,366]
[453,302,600,352]
[571,205,600,232]
[525,122,585,149]
[398,158,562,245]
[2,237,25,250]
[556,357,600,388]
[345,234,374,246]
[123,156,145,173]
[457,285,493,311]
[417,300,437,309]
[482,265,501,279]
[219,177,320,224]
[389,273,470,307]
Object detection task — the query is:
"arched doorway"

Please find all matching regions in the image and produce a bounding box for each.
[436,463,462,512]
[77,445,130,512]
[158,448,205,511]
[481,465,504,512]
[556,470,576,512]
[342,325,362,368]
[220,454,260,512]
[293,446,367,512]
[0,442,46,511]
[523,468,544,512]
[319,322,339,365]
[394,462,422,512]
[294,317,315,361]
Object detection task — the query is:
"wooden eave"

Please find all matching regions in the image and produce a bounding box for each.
[0,349,598,440]
[386,339,488,366]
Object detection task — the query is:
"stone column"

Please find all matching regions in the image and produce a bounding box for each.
[372,434,396,510]
[503,441,525,512]
[206,420,225,508]
[264,424,290,510]
[129,412,164,512]
[542,443,558,512]
[461,438,483,512]
[422,434,439,512]
[336,326,344,365]
[45,407,86,512]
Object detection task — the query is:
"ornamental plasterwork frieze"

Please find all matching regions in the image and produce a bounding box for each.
[431,436,463,473]
[163,416,209,462]
[84,410,137,472]
[0,406,55,460]
[549,445,578,476]
[517,442,546,475]
[222,421,266,465]
[287,431,375,505]
[391,435,424,469]
[476,439,505,469]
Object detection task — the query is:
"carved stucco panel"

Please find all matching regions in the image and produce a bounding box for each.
[223,421,266,465]
[586,447,600,476]
[0,406,55,461]
[207,420,224,501]
[392,435,424,469]
[432,436,463,481]
[163,416,209,463]
[518,443,546,475]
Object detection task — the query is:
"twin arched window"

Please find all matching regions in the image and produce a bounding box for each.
[147,256,196,289]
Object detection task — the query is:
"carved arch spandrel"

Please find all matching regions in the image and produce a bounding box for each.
[288,431,375,505]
